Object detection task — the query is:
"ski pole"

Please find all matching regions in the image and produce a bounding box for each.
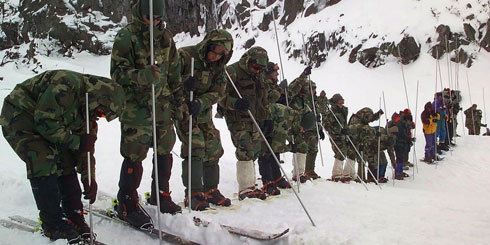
[413,81,420,177]
[377,97,381,183]
[484,88,487,126]
[466,70,476,134]
[149,0,162,240]
[382,91,396,185]
[85,93,94,245]
[302,34,324,167]
[187,58,194,213]
[225,69,316,227]
[398,45,411,109]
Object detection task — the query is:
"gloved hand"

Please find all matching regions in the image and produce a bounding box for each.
[432,118,438,122]
[302,66,312,76]
[79,134,97,153]
[188,100,201,116]
[359,145,364,152]
[376,131,381,137]
[411,137,416,142]
[432,112,438,117]
[318,129,325,140]
[234,98,250,111]
[279,79,288,89]
[291,143,298,153]
[277,94,287,105]
[375,109,384,116]
[262,120,274,136]
[184,76,198,91]
[482,124,488,127]
[82,178,98,204]
[320,90,326,97]
[340,128,349,135]
[316,115,322,122]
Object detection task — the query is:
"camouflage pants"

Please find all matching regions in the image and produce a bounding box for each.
[262,104,292,154]
[175,119,224,162]
[1,104,76,178]
[467,126,480,135]
[329,135,348,161]
[120,122,176,162]
[296,130,318,154]
[227,121,261,161]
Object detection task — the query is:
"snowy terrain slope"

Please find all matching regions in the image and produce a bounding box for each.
[1,0,490,244]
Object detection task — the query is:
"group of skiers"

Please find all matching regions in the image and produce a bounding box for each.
[0,1,488,244]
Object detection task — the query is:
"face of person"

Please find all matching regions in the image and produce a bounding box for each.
[142,14,162,26]
[270,71,279,80]
[337,99,344,108]
[249,62,265,74]
[207,45,229,62]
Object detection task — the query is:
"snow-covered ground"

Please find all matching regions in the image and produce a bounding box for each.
[1,0,490,244]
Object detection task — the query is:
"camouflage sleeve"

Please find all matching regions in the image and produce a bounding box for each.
[267,82,282,103]
[197,70,226,111]
[218,66,239,110]
[110,30,155,87]
[287,75,305,98]
[34,83,80,151]
[316,96,328,119]
[167,39,184,112]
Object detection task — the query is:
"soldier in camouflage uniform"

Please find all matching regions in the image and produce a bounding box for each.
[346,107,383,182]
[363,127,396,183]
[218,46,271,200]
[464,104,486,135]
[110,0,183,227]
[322,93,354,182]
[287,67,325,182]
[0,70,125,243]
[175,29,233,211]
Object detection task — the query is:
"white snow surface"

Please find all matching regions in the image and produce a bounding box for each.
[1,0,490,244]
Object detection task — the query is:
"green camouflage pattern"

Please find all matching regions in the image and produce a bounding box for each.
[323,103,349,160]
[120,123,176,162]
[0,70,124,178]
[345,107,379,160]
[263,103,305,153]
[363,127,396,168]
[264,73,282,104]
[110,0,183,126]
[219,47,270,161]
[464,107,483,135]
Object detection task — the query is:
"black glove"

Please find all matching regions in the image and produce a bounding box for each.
[188,100,201,116]
[319,130,325,140]
[482,124,487,127]
[262,120,274,136]
[376,131,381,137]
[183,76,198,91]
[277,94,287,105]
[291,143,298,153]
[340,128,349,135]
[302,66,312,76]
[316,115,322,122]
[432,118,438,122]
[432,112,437,117]
[279,79,288,89]
[82,178,98,204]
[79,134,97,153]
[411,137,416,142]
[376,109,384,116]
[359,145,364,152]
[234,98,250,111]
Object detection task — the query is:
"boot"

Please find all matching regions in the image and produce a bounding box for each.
[236,160,257,196]
[305,152,320,180]
[117,158,152,228]
[184,192,210,211]
[270,154,291,189]
[203,161,231,206]
[182,157,205,208]
[30,175,81,244]
[262,181,281,196]
[439,143,449,151]
[291,153,307,183]
[258,154,274,185]
[238,187,267,201]
[274,176,291,189]
[204,188,231,207]
[58,174,92,240]
[395,174,404,180]
[150,154,181,214]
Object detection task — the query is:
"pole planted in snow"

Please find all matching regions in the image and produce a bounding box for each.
[302,34,324,167]
[187,58,194,213]
[382,91,396,185]
[85,93,94,245]
[149,0,162,241]
[466,70,476,134]
[377,97,381,183]
[225,69,316,227]
[413,80,419,178]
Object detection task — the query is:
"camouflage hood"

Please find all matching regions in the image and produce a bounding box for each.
[356,107,375,124]
[83,75,125,122]
[238,46,268,75]
[131,0,166,32]
[196,29,234,67]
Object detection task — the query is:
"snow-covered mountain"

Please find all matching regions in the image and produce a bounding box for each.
[1,0,490,244]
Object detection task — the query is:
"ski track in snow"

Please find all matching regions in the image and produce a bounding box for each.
[1,0,490,244]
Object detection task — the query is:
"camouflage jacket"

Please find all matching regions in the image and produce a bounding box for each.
[264,75,282,104]
[219,47,271,122]
[178,29,233,124]
[364,127,396,165]
[110,2,182,126]
[288,74,321,132]
[347,108,379,147]
[0,70,124,151]
[464,107,482,127]
[323,104,348,137]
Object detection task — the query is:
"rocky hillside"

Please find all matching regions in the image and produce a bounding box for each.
[1,0,489,71]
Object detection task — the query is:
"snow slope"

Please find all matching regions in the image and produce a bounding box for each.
[1,0,490,244]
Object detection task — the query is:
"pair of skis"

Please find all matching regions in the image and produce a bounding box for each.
[0,215,105,245]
